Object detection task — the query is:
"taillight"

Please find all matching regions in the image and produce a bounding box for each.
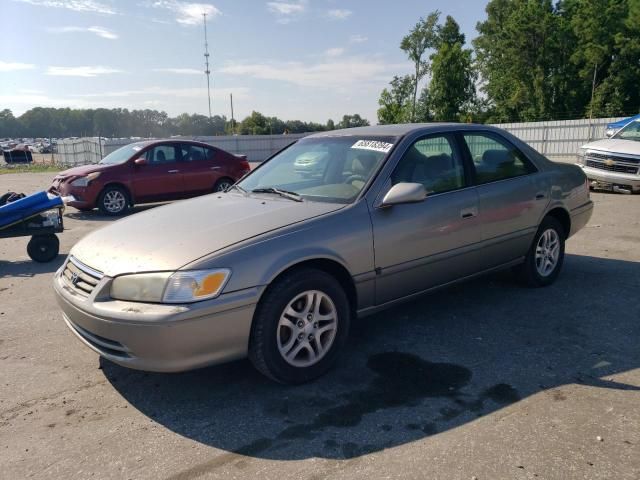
[241,160,251,173]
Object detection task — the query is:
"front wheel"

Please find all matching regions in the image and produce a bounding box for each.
[98,186,129,216]
[27,234,59,262]
[514,216,565,287]
[249,268,351,384]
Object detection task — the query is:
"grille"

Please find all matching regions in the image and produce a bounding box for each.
[61,256,103,296]
[65,316,130,358]
[585,160,638,175]
[587,152,640,164]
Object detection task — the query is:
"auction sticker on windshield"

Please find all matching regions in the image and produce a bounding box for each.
[351,140,394,153]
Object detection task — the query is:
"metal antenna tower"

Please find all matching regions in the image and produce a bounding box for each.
[203,12,212,119]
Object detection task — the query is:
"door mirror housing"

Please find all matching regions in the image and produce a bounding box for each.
[380,182,426,207]
[134,157,147,166]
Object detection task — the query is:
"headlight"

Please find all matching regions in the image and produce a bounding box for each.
[110,269,231,303]
[577,149,586,166]
[70,172,101,187]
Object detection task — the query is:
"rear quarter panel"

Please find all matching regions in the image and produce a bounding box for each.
[545,162,592,237]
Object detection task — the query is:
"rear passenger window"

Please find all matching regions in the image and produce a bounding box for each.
[181,145,207,162]
[463,133,535,184]
[392,136,465,194]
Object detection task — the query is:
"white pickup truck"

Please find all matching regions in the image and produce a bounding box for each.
[577,119,640,194]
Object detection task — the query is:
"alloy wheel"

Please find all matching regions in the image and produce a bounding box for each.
[277,290,338,368]
[535,228,560,277]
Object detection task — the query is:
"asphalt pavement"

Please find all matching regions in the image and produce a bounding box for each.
[1,173,639,479]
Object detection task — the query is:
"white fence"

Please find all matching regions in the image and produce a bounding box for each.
[55,134,309,166]
[54,117,625,166]
[494,117,623,162]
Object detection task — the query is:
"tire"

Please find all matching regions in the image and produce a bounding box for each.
[514,216,565,287]
[249,268,351,384]
[98,185,129,216]
[27,234,59,263]
[213,177,234,192]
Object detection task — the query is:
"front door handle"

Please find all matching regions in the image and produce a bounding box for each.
[460,207,478,219]
[210,166,221,170]
[167,169,180,174]
[535,192,546,200]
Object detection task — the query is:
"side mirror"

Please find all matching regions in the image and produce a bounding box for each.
[380,182,426,207]
[134,157,147,166]
[605,129,614,138]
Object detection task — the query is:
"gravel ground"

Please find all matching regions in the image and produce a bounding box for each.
[1,172,639,480]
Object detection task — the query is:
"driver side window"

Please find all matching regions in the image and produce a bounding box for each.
[392,135,465,194]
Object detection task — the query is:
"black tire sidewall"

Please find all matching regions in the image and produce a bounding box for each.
[250,269,351,384]
[524,217,566,287]
[98,186,129,215]
[27,234,59,262]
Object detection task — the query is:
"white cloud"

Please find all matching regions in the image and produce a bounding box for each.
[267,1,306,23]
[13,0,117,15]
[72,86,249,100]
[147,1,221,25]
[327,9,351,20]
[220,57,409,90]
[0,61,36,72]
[46,66,122,77]
[349,34,367,44]
[47,26,118,39]
[324,47,344,57]
[152,68,203,74]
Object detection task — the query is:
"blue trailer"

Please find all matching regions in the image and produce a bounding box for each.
[0,191,65,262]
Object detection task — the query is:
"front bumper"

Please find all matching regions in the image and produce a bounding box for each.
[581,166,640,193]
[53,259,261,372]
[49,181,99,209]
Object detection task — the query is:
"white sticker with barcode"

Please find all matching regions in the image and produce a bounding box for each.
[351,140,393,153]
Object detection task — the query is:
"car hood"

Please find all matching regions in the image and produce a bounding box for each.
[581,139,640,156]
[55,163,114,179]
[70,193,344,277]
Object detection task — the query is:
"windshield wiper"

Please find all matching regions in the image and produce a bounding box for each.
[251,187,303,202]
[228,184,247,193]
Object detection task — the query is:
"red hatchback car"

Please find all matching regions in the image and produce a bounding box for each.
[50,140,251,215]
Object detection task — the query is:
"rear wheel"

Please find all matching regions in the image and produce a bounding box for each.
[27,234,59,263]
[249,268,350,384]
[213,177,234,192]
[98,186,129,216]
[514,216,565,287]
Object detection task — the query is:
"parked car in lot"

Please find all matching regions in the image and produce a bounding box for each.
[54,124,593,384]
[49,139,251,215]
[578,119,640,193]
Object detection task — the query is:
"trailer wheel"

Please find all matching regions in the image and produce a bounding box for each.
[27,234,60,263]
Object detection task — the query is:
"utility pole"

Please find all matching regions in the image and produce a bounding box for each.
[588,63,597,141]
[230,93,235,135]
[203,12,212,119]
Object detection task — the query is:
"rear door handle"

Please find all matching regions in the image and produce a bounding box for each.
[210,166,221,170]
[167,169,180,173]
[460,207,478,219]
[535,193,546,200]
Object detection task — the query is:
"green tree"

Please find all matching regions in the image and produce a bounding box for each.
[427,16,476,121]
[377,75,415,124]
[0,109,19,137]
[474,0,561,122]
[336,114,370,129]
[400,11,441,121]
[326,119,335,130]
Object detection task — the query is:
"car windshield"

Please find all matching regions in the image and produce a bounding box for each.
[99,142,146,165]
[237,136,396,204]
[612,120,640,141]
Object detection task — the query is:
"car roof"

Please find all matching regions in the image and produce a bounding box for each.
[307,123,498,138]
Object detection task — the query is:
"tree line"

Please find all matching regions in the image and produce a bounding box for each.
[378,0,640,124]
[0,107,369,139]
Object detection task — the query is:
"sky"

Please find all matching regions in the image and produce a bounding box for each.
[0,0,489,123]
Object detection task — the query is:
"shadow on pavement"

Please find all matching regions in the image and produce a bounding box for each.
[101,254,640,465]
[0,254,65,278]
[64,203,165,222]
